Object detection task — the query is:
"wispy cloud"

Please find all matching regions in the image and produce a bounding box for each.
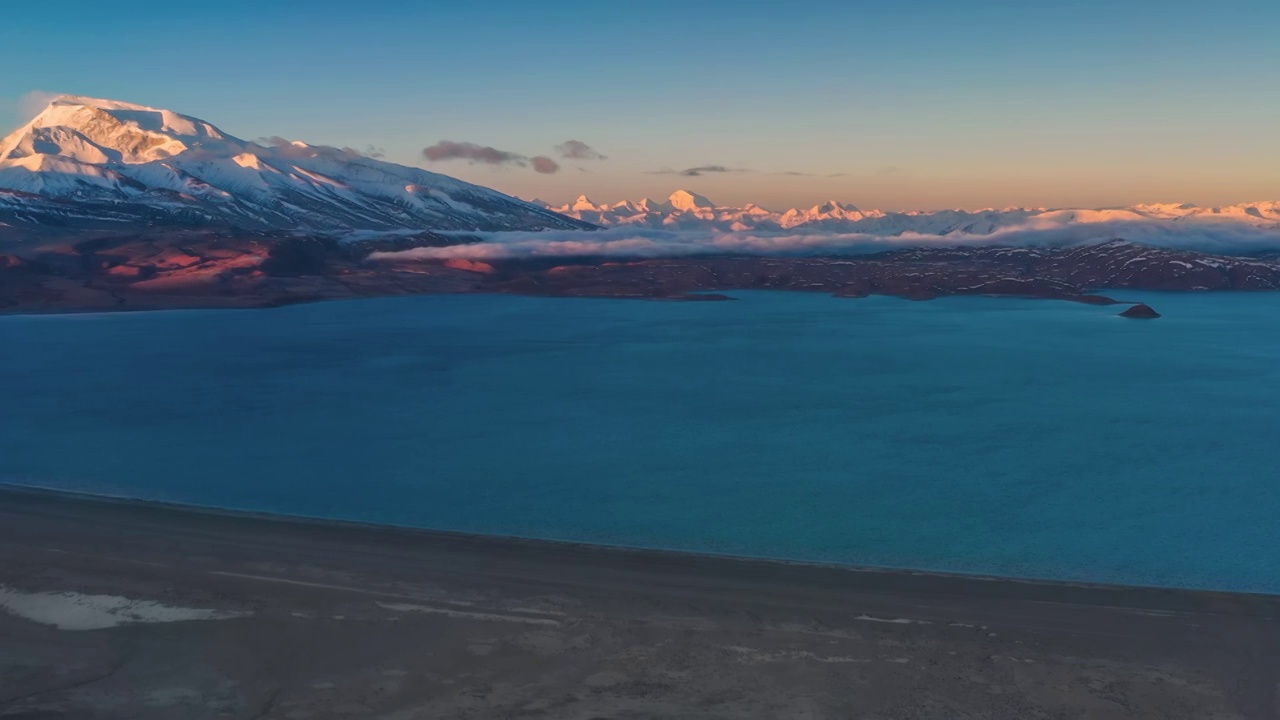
[353,144,386,159]
[767,170,852,178]
[648,165,746,177]
[556,140,606,160]
[650,166,840,178]
[17,90,62,122]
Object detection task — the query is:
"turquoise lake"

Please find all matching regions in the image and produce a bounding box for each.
[2,291,1278,592]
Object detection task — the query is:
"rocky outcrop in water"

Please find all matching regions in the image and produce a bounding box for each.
[1120,303,1161,319]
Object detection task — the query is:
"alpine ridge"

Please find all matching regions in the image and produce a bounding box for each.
[546,191,1280,236]
[0,96,592,237]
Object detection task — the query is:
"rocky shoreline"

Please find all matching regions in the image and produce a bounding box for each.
[4,485,1280,719]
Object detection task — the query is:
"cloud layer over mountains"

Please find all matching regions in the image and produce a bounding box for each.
[375,191,1271,261]
[372,218,1280,262]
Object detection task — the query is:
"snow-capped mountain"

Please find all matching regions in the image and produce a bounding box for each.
[0,96,591,236]
[548,191,1280,236]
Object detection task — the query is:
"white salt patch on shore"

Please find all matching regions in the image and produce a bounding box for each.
[725,646,870,664]
[0,586,246,631]
[376,601,560,626]
[508,605,568,617]
[855,614,931,625]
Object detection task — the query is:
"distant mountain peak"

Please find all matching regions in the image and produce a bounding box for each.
[570,195,602,212]
[668,189,714,211]
[814,199,857,212]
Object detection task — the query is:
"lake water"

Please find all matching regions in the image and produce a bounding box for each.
[2,291,1278,592]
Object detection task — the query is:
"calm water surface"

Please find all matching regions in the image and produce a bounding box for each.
[2,291,1278,592]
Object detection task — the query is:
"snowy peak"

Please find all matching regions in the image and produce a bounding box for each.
[0,95,592,235]
[1,95,229,166]
[668,189,714,211]
[814,200,857,213]
[776,199,868,228]
[570,194,601,212]
[636,197,668,212]
[39,96,227,142]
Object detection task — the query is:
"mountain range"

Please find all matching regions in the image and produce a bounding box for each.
[546,191,1280,236]
[4,96,1278,247]
[0,96,590,238]
[2,96,1279,317]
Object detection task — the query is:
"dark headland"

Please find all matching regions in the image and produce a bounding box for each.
[2,486,1279,719]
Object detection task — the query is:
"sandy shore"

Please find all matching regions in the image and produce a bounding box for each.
[1,486,1278,719]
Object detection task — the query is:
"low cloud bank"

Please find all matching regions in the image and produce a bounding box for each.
[423,140,526,166]
[369,221,1280,262]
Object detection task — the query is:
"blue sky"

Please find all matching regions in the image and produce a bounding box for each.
[2,0,1276,210]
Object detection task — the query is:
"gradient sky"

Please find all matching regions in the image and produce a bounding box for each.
[2,0,1276,211]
